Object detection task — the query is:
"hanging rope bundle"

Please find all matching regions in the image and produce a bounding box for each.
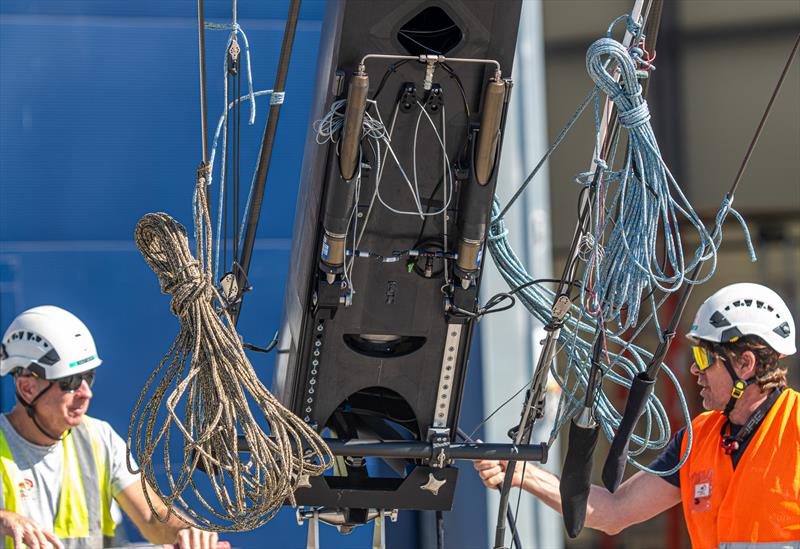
[128,171,332,531]
[487,201,693,475]
[578,29,755,332]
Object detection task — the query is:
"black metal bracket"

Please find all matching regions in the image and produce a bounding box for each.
[399,82,418,112]
[295,466,458,511]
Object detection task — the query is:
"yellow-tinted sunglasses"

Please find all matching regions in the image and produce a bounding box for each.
[692,346,717,371]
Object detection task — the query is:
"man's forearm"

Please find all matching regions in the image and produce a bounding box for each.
[135,500,192,543]
[117,480,218,548]
[518,465,625,535]
[142,507,192,543]
[517,464,681,535]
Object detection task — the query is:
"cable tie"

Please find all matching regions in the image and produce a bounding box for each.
[270,92,285,105]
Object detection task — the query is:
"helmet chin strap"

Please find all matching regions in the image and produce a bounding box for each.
[15,383,69,442]
[720,359,753,417]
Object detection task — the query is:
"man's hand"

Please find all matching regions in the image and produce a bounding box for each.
[0,510,65,549]
[173,526,219,549]
[473,458,527,489]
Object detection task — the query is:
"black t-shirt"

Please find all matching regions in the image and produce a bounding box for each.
[648,390,782,487]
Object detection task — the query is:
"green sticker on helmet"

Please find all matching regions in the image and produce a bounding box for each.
[69,355,96,368]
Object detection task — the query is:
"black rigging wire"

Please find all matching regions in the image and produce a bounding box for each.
[411,91,450,250]
[507,278,584,299]
[439,62,470,119]
[223,70,231,270]
[511,460,528,549]
[439,62,472,161]
[371,59,410,102]
[196,0,209,163]
[448,292,516,320]
[467,379,532,442]
[452,278,584,324]
[233,56,242,266]
[456,428,524,549]
[412,174,446,247]
[232,0,302,325]
[435,510,445,549]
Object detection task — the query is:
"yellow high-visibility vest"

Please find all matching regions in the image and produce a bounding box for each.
[0,416,117,548]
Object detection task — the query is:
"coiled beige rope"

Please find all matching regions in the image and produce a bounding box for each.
[128,167,332,531]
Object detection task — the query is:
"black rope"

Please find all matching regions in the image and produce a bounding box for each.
[223,69,231,269]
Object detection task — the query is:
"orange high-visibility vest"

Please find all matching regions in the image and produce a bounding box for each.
[679,389,800,548]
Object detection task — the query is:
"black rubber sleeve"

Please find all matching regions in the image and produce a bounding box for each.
[601,373,656,492]
[559,420,600,538]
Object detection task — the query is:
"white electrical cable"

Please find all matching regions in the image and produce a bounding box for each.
[357,102,399,239]
[314,98,454,221]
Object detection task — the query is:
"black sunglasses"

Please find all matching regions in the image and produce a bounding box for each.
[55,370,96,392]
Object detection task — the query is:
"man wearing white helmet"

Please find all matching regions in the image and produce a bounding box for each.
[0,306,218,549]
[474,283,799,546]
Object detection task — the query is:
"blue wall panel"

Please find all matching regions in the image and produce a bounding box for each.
[0,1,490,546]
[0,1,378,546]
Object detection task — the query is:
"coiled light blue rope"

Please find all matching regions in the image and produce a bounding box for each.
[488,201,692,476]
[577,32,756,334]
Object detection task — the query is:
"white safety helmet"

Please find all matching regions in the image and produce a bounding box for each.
[0,306,103,379]
[687,283,796,356]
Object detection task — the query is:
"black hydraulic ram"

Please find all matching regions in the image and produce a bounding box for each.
[319,67,369,282]
[455,76,509,289]
[323,54,510,287]
[601,32,800,494]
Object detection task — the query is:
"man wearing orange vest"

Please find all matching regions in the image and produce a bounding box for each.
[0,306,219,549]
[474,283,799,546]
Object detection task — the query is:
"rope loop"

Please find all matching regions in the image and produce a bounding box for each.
[606,14,640,39]
[713,194,757,262]
[130,171,332,532]
[577,30,757,331]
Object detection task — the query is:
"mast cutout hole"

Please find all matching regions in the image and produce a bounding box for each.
[397,7,462,56]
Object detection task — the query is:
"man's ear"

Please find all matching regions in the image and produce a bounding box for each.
[16,376,41,401]
[735,350,757,380]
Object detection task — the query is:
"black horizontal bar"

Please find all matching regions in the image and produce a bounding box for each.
[234,436,548,462]
[325,440,548,462]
